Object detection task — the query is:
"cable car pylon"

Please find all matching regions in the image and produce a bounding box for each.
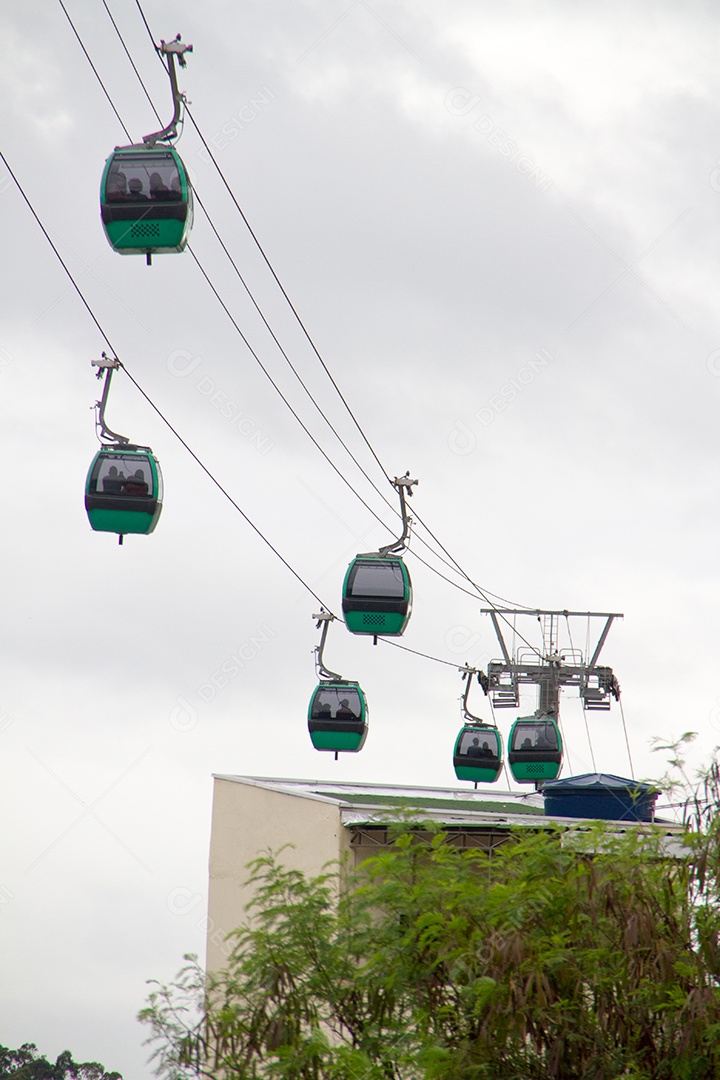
[482,609,623,787]
[342,473,417,641]
[84,355,163,544]
[307,611,368,757]
[100,36,194,265]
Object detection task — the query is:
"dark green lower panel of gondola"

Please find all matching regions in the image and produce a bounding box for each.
[85,449,163,538]
[453,723,503,783]
[102,211,191,256]
[508,716,563,784]
[341,555,412,637]
[308,681,368,753]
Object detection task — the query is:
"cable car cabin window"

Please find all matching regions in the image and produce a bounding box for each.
[458,730,500,759]
[105,154,183,204]
[88,456,154,498]
[346,560,405,600]
[511,722,558,752]
[310,687,362,721]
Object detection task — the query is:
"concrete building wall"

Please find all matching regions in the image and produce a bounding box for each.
[206,776,352,974]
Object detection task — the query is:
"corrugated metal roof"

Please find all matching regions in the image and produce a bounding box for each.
[212,775,680,833]
[213,774,544,813]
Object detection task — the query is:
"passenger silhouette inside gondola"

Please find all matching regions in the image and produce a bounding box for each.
[335,698,356,721]
[106,172,128,201]
[149,172,171,200]
[123,469,149,495]
[466,736,484,758]
[127,178,148,201]
[102,465,123,494]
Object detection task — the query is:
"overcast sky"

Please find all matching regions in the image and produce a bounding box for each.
[3,1,720,1076]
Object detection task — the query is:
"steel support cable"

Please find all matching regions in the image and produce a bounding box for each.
[189,187,398,511]
[56,0,402,551]
[65,0,533,634]
[566,615,597,771]
[133,0,392,486]
[178,112,548,632]
[557,711,574,776]
[181,129,546,630]
[99,1,398,524]
[98,0,447,578]
[579,704,598,772]
[410,508,537,610]
[188,235,535,607]
[175,97,545,622]
[1,149,334,616]
[100,0,164,127]
[182,102,393,483]
[57,0,133,144]
[187,246,397,533]
[618,694,635,780]
[112,0,547,641]
[128,0,554,623]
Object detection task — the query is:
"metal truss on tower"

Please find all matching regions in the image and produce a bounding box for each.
[479,610,623,719]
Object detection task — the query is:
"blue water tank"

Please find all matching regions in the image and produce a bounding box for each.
[542,773,658,822]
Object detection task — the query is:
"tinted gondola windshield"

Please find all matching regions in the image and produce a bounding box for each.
[346,560,405,599]
[105,153,183,203]
[457,729,500,758]
[310,686,362,720]
[88,455,158,498]
[511,722,558,751]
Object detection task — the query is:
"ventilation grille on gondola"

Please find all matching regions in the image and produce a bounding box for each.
[362,613,387,627]
[130,222,161,239]
[524,762,546,775]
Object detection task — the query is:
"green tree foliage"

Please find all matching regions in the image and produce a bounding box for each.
[0,1044,122,1080]
[140,807,720,1078]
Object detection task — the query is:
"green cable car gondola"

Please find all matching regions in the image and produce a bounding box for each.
[85,446,163,541]
[85,355,163,544]
[100,145,193,260]
[308,681,368,754]
[342,474,417,639]
[307,611,368,755]
[508,715,563,784]
[342,553,412,637]
[452,667,502,784]
[453,723,503,784]
[100,36,194,264]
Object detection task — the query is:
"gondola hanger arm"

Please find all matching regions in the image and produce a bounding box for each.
[459,664,487,724]
[143,35,193,146]
[91,354,129,446]
[379,471,418,556]
[313,610,343,682]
